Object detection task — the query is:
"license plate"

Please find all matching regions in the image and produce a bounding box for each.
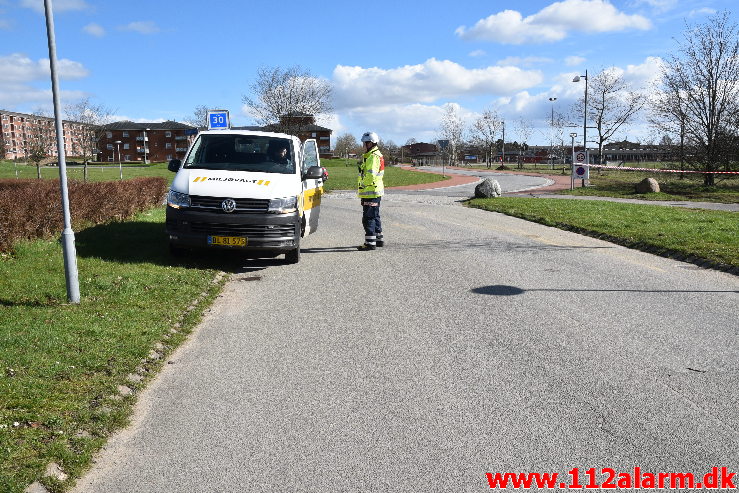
[208,235,247,247]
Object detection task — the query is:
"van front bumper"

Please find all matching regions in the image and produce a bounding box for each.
[165,206,300,252]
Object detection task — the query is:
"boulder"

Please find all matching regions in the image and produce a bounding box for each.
[635,177,660,193]
[474,178,502,198]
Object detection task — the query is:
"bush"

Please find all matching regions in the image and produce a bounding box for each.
[0,177,167,252]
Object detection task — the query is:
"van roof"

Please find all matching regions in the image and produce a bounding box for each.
[198,129,297,141]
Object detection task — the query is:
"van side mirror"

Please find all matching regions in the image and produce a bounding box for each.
[302,165,323,180]
[168,159,181,172]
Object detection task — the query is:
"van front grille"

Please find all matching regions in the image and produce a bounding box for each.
[190,195,269,213]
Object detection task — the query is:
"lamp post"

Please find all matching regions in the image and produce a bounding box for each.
[548,97,557,167]
[115,140,122,179]
[572,70,588,160]
[143,128,150,164]
[569,132,577,190]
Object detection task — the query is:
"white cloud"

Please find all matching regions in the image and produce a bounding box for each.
[565,55,586,66]
[689,8,716,17]
[120,21,160,34]
[332,58,543,110]
[469,49,486,57]
[456,0,652,44]
[633,0,677,13]
[20,0,90,13]
[0,54,89,109]
[83,22,105,37]
[0,53,89,82]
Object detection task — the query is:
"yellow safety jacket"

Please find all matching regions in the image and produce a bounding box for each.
[357,146,384,199]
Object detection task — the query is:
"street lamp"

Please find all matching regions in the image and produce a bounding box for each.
[114,140,122,179]
[572,70,588,160]
[548,97,557,167]
[143,128,150,164]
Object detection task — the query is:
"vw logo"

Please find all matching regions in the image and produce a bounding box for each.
[221,198,236,213]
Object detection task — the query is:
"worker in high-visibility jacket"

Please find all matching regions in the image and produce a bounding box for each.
[357,131,385,251]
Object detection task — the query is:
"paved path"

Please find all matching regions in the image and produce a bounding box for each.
[390,166,738,212]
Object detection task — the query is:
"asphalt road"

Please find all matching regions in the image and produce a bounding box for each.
[73,188,739,492]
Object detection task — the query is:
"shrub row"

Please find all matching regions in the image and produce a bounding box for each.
[0,177,167,252]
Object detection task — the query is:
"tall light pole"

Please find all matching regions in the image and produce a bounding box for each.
[44,0,80,303]
[115,140,122,179]
[548,97,557,167]
[569,132,577,190]
[572,70,588,161]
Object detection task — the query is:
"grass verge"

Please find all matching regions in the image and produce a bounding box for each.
[467,197,738,270]
[0,207,234,492]
[0,161,172,183]
[323,166,449,191]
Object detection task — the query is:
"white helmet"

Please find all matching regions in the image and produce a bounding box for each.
[361,131,379,143]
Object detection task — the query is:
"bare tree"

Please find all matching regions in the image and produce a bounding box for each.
[334,133,358,159]
[184,105,211,130]
[379,139,400,165]
[470,108,502,169]
[28,109,56,179]
[514,117,533,169]
[654,11,739,185]
[438,104,465,167]
[242,65,333,137]
[571,68,646,164]
[65,97,114,181]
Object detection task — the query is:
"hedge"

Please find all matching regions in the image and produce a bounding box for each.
[0,177,167,252]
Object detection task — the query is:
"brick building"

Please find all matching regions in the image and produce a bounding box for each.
[1,109,88,160]
[97,121,197,163]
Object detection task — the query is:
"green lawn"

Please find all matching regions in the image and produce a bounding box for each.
[322,165,449,191]
[0,161,171,182]
[467,197,738,268]
[0,207,234,492]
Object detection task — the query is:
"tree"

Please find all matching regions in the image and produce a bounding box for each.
[184,105,212,130]
[65,97,114,181]
[438,104,465,168]
[572,68,646,164]
[514,117,533,169]
[379,139,400,165]
[653,11,739,185]
[469,108,502,169]
[242,65,333,137]
[334,133,358,159]
[28,109,56,179]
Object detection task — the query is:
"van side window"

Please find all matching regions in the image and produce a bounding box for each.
[303,141,318,173]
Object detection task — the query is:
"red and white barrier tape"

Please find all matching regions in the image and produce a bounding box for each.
[584,164,739,174]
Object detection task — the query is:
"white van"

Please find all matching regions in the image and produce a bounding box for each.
[165,129,324,263]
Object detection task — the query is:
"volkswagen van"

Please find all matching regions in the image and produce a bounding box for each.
[165,130,324,263]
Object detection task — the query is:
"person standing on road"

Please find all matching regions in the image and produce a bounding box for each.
[357,131,385,251]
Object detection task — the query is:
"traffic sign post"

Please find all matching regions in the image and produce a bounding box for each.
[571,151,589,189]
[207,110,230,131]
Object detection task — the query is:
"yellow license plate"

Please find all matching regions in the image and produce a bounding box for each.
[208,235,247,247]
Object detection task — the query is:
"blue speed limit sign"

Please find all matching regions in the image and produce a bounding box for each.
[207,110,230,130]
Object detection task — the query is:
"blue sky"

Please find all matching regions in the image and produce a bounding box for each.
[0,0,733,146]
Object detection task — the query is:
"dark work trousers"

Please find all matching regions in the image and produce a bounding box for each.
[361,197,382,246]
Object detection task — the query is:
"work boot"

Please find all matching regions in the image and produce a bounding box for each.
[357,243,376,251]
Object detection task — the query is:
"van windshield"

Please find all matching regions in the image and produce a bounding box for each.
[184,134,295,174]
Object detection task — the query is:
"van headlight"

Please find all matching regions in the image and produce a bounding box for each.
[268,196,297,213]
[167,190,191,209]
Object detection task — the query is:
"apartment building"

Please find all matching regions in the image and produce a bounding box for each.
[0,109,88,160]
[97,121,197,163]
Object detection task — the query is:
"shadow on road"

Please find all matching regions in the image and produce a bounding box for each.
[471,284,738,296]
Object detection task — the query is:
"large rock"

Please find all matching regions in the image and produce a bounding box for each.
[474,178,502,198]
[635,177,660,193]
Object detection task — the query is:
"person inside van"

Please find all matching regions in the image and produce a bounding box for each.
[267,141,291,167]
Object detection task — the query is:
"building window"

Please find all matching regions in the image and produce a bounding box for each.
[123,143,130,150]
[107,144,113,150]
[106,131,112,138]
[124,155,131,161]
[165,131,171,137]
[311,132,316,137]
[122,131,129,137]
[166,154,173,160]
[108,156,114,162]
[165,143,172,149]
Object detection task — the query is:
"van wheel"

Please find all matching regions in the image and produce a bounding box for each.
[285,239,300,264]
